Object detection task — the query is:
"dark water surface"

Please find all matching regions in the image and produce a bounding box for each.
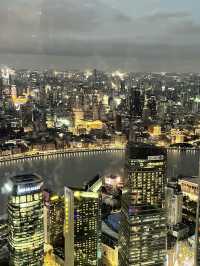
[0,149,199,215]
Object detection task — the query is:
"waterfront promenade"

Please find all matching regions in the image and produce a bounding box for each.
[0,146,125,165]
[0,145,198,165]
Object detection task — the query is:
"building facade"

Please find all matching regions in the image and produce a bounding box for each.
[166,181,183,226]
[102,244,118,266]
[179,177,199,202]
[64,187,101,266]
[43,191,64,248]
[119,142,167,266]
[8,174,44,266]
[49,194,64,247]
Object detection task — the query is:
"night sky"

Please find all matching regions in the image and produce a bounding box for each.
[0,0,200,71]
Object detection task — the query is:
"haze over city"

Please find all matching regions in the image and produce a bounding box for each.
[0,0,200,71]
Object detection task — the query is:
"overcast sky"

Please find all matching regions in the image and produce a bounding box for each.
[0,0,200,71]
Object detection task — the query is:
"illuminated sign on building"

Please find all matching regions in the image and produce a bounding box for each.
[17,183,43,195]
[148,155,164,161]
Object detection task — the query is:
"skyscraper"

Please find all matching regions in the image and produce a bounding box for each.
[64,186,101,266]
[119,142,167,266]
[8,174,44,266]
[166,180,183,227]
[43,190,65,248]
[147,96,157,120]
[130,87,143,118]
[49,194,65,248]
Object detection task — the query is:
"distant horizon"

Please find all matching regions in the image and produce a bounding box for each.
[1,53,200,74]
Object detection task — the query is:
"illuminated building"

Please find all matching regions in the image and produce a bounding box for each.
[92,105,99,121]
[104,175,124,191]
[177,177,200,230]
[55,117,71,129]
[102,95,109,106]
[102,244,118,266]
[165,181,188,239]
[64,186,101,266]
[98,102,107,121]
[12,96,28,109]
[43,191,50,245]
[11,85,17,99]
[49,194,64,247]
[147,96,157,120]
[179,177,199,202]
[1,67,12,85]
[8,174,44,266]
[148,125,161,136]
[142,94,150,121]
[170,129,185,144]
[72,119,104,135]
[175,134,185,144]
[0,220,8,264]
[119,142,167,266]
[171,131,185,144]
[166,181,183,226]
[46,114,55,129]
[73,108,84,127]
[78,120,103,131]
[43,190,65,248]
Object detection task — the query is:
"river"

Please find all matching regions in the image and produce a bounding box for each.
[0,149,200,215]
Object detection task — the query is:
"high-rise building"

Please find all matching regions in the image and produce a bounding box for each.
[119,142,167,266]
[43,190,64,248]
[165,180,187,240]
[73,108,84,127]
[49,194,64,247]
[64,186,101,266]
[166,180,183,227]
[8,174,44,266]
[148,96,157,120]
[130,87,143,118]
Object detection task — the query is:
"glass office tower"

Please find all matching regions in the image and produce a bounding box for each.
[119,142,167,266]
[64,187,101,266]
[8,174,44,266]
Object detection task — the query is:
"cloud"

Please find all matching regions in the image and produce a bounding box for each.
[0,0,200,71]
[143,11,191,22]
[171,20,200,35]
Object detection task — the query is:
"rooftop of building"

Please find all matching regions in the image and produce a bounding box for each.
[67,174,102,192]
[179,176,199,185]
[102,221,118,240]
[11,173,43,185]
[126,141,166,160]
[104,212,121,233]
[127,141,166,150]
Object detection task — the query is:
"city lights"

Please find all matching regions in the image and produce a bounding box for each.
[1,67,200,266]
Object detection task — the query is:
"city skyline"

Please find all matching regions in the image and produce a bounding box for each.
[1,66,200,265]
[1,0,200,265]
